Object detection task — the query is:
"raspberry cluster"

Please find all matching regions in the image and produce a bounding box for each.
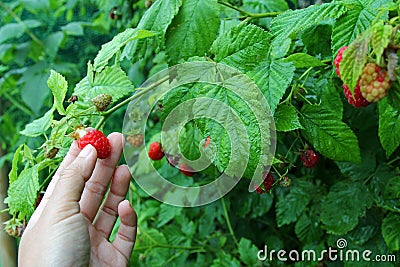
[334,46,392,106]
[300,149,319,169]
[254,172,275,194]
[334,46,371,108]
[342,83,370,108]
[148,141,165,160]
[359,63,391,102]
[334,46,348,78]
[75,128,112,159]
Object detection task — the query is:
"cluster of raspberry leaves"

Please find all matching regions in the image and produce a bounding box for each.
[334,46,392,107]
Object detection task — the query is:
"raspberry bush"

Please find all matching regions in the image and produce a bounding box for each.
[1,0,400,266]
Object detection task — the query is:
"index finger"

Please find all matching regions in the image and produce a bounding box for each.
[27,141,82,229]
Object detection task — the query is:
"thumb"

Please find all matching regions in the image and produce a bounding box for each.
[51,144,97,203]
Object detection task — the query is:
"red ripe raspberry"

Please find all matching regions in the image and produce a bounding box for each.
[359,63,391,102]
[148,141,164,160]
[334,46,348,78]
[342,83,370,108]
[254,184,264,194]
[263,172,274,191]
[179,163,194,177]
[300,149,319,168]
[75,129,111,159]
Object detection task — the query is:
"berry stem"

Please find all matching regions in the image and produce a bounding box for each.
[221,197,239,247]
[95,75,169,129]
[217,1,282,19]
[0,208,10,214]
[133,243,205,252]
[387,156,400,165]
[284,135,300,159]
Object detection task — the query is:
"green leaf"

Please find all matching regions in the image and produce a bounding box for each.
[368,165,400,213]
[274,104,302,132]
[192,85,256,178]
[247,59,295,113]
[211,24,272,72]
[336,149,376,181]
[47,70,68,115]
[94,28,155,71]
[211,252,241,267]
[160,65,274,179]
[382,212,400,251]
[8,145,24,184]
[135,229,167,249]
[378,98,400,157]
[74,65,135,102]
[44,31,64,60]
[157,204,183,227]
[371,23,393,65]
[242,0,288,28]
[284,53,325,68]
[301,24,333,58]
[20,108,54,137]
[340,31,371,94]
[238,238,259,266]
[0,23,25,44]
[5,165,39,218]
[384,176,400,200]
[121,0,183,60]
[165,0,220,65]
[242,0,288,14]
[300,105,361,163]
[179,123,203,161]
[20,68,50,115]
[332,0,390,56]
[386,84,400,111]
[270,2,346,48]
[276,180,314,227]
[314,78,343,116]
[321,180,373,235]
[295,212,324,244]
[60,22,84,36]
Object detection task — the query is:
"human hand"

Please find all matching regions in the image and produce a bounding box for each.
[19,133,137,267]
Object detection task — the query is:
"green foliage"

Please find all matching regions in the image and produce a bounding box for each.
[74,65,135,102]
[94,29,155,71]
[47,70,68,115]
[122,0,183,60]
[340,30,371,93]
[321,180,373,235]
[274,104,302,132]
[378,98,400,157]
[165,0,220,64]
[300,105,361,163]
[382,212,400,251]
[20,108,54,137]
[3,0,400,265]
[276,180,314,227]
[331,0,390,56]
[5,165,39,219]
[211,24,271,71]
[248,58,295,113]
[271,2,346,53]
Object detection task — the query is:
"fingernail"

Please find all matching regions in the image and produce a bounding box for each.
[80,145,94,157]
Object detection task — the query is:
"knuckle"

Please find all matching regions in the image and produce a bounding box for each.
[85,179,108,197]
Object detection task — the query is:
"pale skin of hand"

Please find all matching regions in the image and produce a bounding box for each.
[18,133,137,267]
